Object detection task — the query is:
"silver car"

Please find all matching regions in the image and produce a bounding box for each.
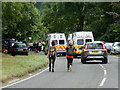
[81,42,108,64]
[110,42,120,55]
[104,42,113,53]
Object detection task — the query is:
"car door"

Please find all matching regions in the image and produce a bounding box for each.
[111,43,114,53]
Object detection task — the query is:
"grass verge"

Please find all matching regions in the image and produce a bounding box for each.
[108,53,120,57]
[1,53,48,83]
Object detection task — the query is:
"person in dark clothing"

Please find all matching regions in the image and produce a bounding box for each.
[47,41,57,72]
[66,40,75,72]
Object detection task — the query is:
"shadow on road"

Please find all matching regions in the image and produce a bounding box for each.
[84,62,103,64]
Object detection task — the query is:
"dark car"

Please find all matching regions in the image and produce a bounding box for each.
[81,42,108,64]
[2,38,15,53]
[11,42,28,56]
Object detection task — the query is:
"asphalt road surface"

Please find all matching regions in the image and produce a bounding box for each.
[2,55,119,88]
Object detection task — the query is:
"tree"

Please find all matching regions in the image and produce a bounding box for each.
[41,2,96,34]
[2,2,42,42]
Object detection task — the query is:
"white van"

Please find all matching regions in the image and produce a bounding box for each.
[68,31,94,56]
[45,33,67,55]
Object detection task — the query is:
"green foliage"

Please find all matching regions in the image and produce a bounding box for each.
[41,2,97,34]
[2,2,43,42]
[2,53,48,82]
[2,2,120,42]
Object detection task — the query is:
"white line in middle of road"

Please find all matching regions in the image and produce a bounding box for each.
[98,64,107,88]
[104,70,107,75]
[99,78,106,87]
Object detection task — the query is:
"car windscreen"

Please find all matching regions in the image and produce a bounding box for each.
[87,43,103,49]
[105,43,112,47]
[77,39,84,45]
[15,43,26,48]
[59,40,64,45]
[117,43,120,46]
[85,39,92,43]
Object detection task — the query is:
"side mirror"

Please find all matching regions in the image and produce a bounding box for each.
[79,46,84,50]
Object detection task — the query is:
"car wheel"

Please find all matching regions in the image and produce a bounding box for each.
[102,58,108,64]
[26,53,28,56]
[12,53,15,56]
[113,50,116,55]
[45,52,47,55]
[81,59,86,64]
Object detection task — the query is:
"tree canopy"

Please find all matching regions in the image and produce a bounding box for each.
[2,2,120,42]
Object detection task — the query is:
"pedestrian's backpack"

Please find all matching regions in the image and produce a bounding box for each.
[67,47,74,56]
[50,46,55,57]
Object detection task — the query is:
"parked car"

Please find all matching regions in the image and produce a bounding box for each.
[81,41,108,64]
[104,43,113,53]
[2,38,15,54]
[110,42,120,55]
[11,42,28,56]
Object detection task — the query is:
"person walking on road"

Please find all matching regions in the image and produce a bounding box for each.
[66,40,75,72]
[47,41,57,72]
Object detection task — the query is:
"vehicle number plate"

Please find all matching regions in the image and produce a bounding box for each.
[18,49,23,51]
[92,51,99,53]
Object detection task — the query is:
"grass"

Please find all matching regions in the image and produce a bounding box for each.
[108,53,120,57]
[1,53,48,83]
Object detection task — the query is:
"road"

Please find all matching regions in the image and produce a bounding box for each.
[2,55,119,88]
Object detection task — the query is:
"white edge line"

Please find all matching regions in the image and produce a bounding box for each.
[1,67,49,89]
[8,79,20,84]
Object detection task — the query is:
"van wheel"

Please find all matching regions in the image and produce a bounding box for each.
[81,59,86,64]
[45,53,47,55]
[63,53,66,56]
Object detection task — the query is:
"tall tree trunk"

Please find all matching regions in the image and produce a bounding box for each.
[79,14,84,31]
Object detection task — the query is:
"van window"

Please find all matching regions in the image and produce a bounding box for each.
[77,39,84,45]
[86,39,92,43]
[59,40,64,45]
[52,40,58,45]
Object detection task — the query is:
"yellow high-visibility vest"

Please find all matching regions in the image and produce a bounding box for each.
[30,43,33,46]
[38,43,42,46]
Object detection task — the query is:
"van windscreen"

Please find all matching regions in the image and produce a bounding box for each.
[59,40,64,44]
[77,39,84,45]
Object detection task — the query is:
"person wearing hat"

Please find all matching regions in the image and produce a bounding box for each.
[66,40,75,72]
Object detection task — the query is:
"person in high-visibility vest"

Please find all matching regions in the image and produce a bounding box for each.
[38,42,42,52]
[30,42,33,51]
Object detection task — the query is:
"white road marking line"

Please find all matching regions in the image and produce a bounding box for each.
[104,70,107,75]
[98,64,107,88]
[29,74,32,76]
[8,79,20,84]
[2,67,49,89]
[100,64,105,70]
[99,78,106,87]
